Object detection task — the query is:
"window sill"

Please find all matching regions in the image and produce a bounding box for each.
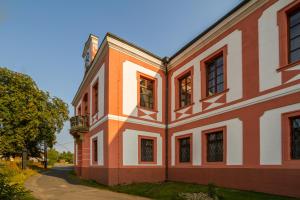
[137,106,158,113]
[202,161,226,167]
[91,163,98,166]
[174,102,195,112]
[176,162,192,166]
[277,60,300,72]
[199,88,229,102]
[139,161,157,165]
[283,159,300,167]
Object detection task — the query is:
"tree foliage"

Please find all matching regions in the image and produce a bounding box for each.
[48,148,73,165]
[0,67,69,158]
[59,151,73,163]
[47,148,60,166]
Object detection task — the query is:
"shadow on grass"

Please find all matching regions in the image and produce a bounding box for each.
[40,167,300,200]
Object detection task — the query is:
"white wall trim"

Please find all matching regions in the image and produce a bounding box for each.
[89,115,108,131]
[171,118,243,166]
[169,84,300,128]
[108,114,165,128]
[170,30,243,121]
[90,64,105,124]
[258,0,293,91]
[89,131,104,166]
[260,102,300,165]
[122,129,163,166]
[122,60,163,122]
[88,84,300,130]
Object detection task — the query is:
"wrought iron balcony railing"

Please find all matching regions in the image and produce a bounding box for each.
[70,115,89,134]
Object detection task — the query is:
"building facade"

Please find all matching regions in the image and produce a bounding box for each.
[70,0,300,197]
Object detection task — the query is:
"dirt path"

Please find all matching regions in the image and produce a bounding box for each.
[25,166,150,200]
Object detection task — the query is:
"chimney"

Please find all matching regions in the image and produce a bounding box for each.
[82,34,99,71]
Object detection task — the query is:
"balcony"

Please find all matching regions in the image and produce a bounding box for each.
[69,115,89,136]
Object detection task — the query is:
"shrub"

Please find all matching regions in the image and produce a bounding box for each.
[0,173,28,200]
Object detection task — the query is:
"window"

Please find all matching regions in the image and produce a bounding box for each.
[289,9,300,63]
[206,55,224,96]
[83,93,88,115]
[141,138,154,162]
[92,82,98,114]
[179,137,190,163]
[291,116,300,159]
[140,77,154,109]
[207,131,223,162]
[93,139,98,162]
[77,106,81,116]
[179,73,192,108]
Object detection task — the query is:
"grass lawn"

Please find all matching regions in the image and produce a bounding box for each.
[68,171,299,200]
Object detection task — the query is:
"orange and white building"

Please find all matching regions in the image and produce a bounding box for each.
[70,0,300,197]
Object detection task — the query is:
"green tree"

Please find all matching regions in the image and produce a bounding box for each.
[0,67,69,158]
[47,148,60,166]
[59,151,73,163]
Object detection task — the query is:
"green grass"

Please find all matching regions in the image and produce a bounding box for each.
[111,182,299,200]
[68,171,299,200]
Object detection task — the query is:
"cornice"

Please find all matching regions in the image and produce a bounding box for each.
[168,0,269,70]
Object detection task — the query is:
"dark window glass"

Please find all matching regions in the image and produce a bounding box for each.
[83,93,88,115]
[141,139,154,162]
[93,139,98,162]
[77,106,81,115]
[206,55,224,96]
[291,116,300,159]
[179,73,192,108]
[179,137,190,163]
[140,77,154,109]
[207,131,223,162]
[93,83,98,114]
[289,9,300,63]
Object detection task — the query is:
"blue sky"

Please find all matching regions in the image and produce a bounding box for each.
[0,0,242,152]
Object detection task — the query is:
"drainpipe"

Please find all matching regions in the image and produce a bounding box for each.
[162,56,170,181]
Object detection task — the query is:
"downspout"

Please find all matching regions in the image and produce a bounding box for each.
[162,56,170,181]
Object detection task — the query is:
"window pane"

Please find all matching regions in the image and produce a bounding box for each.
[140,79,146,86]
[216,57,223,66]
[206,55,223,96]
[290,24,300,39]
[289,10,300,64]
[141,139,154,162]
[179,73,192,108]
[179,137,190,162]
[217,84,224,93]
[208,87,215,96]
[290,49,300,63]
[208,71,214,80]
[291,117,300,159]
[217,66,223,75]
[207,65,214,73]
[217,75,223,84]
[208,80,214,88]
[93,140,98,162]
[290,36,300,51]
[207,131,223,162]
[140,77,154,109]
[186,76,191,84]
[290,11,300,27]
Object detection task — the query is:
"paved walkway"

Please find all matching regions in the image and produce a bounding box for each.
[25,166,150,200]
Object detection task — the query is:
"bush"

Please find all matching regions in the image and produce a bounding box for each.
[0,161,37,200]
[0,174,28,200]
